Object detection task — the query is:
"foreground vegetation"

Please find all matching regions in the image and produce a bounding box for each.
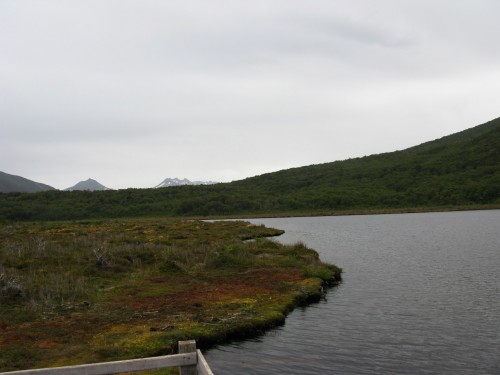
[0,218,341,372]
[1,116,499,222]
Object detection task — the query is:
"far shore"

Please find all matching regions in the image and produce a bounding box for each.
[192,203,500,221]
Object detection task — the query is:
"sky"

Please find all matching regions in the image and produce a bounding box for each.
[1,1,500,190]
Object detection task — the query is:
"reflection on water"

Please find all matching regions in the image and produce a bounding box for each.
[204,210,500,375]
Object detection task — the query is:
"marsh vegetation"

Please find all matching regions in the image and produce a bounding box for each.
[0,218,341,371]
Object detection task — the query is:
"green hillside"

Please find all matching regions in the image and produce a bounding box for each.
[1,116,499,221]
[230,116,500,210]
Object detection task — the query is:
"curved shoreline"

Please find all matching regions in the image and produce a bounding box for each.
[192,273,342,352]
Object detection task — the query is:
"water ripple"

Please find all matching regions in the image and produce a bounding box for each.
[205,211,500,375]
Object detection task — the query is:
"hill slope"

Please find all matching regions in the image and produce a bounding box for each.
[0,171,55,193]
[0,116,499,220]
[229,116,500,210]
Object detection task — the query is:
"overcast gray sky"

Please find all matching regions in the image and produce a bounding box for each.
[1,1,500,189]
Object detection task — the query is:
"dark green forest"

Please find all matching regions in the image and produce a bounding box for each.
[1,116,499,221]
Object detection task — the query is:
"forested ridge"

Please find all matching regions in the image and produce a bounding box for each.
[1,116,499,221]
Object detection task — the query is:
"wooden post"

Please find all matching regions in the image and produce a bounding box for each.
[179,340,197,375]
[196,350,215,375]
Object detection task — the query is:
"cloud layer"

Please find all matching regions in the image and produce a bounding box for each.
[2,1,500,189]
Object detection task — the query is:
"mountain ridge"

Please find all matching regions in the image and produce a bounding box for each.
[155,177,218,188]
[0,171,55,193]
[65,178,111,191]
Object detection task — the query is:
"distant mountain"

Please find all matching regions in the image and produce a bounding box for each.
[0,171,55,193]
[65,178,111,191]
[155,177,218,188]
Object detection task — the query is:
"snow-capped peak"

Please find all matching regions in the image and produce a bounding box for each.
[154,177,217,188]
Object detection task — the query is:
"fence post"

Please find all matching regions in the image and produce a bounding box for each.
[179,340,197,375]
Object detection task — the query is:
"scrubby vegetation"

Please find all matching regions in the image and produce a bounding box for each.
[1,116,499,222]
[0,219,341,372]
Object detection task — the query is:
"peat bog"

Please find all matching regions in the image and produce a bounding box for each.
[0,218,341,372]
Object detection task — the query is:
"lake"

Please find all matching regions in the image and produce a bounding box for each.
[204,210,500,374]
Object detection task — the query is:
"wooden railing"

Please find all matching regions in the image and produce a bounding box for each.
[0,340,214,375]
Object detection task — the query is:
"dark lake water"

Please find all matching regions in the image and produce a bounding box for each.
[204,210,500,374]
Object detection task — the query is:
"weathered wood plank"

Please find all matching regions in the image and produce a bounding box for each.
[0,353,197,375]
[196,350,215,375]
[178,340,197,375]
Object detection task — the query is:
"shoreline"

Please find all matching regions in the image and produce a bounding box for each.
[191,273,342,352]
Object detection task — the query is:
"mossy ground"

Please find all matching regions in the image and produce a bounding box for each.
[0,218,341,372]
